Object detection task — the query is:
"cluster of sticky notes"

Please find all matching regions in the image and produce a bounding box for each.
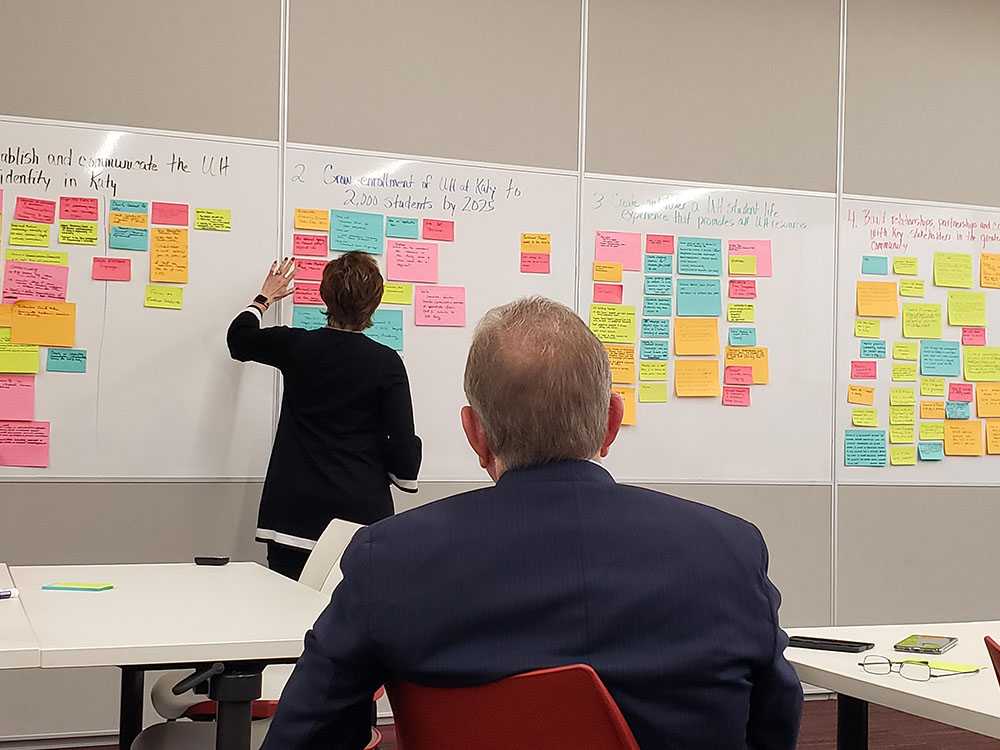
[519,233,551,274]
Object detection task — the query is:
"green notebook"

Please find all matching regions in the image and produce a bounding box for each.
[42,582,114,592]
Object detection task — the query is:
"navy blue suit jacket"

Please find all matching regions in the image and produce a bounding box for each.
[262,461,802,750]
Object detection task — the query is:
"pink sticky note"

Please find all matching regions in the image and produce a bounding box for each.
[422,219,454,242]
[415,285,466,327]
[728,279,757,299]
[520,252,550,274]
[722,386,751,406]
[645,234,675,254]
[593,283,623,304]
[724,366,754,386]
[293,234,328,256]
[595,231,641,272]
[0,375,34,420]
[851,361,877,379]
[949,382,974,402]
[92,257,131,282]
[293,282,323,305]
[387,240,439,283]
[2,261,69,303]
[962,327,986,346]
[728,240,772,277]
[151,202,190,226]
[0,420,49,467]
[293,257,327,282]
[14,197,56,224]
[59,197,99,221]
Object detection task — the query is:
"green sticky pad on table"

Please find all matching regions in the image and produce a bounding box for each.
[42,582,114,591]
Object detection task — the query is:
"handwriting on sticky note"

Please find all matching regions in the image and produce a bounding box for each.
[724,366,753,385]
[724,346,769,384]
[921,377,945,397]
[0,375,33,420]
[415,286,465,327]
[852,408,878,427]
[902,303,941,339]
[728,254,756,275]
[987,421,1000,455]
[292,257,327,282]
[645,234,674,254]
[949,382,973,402]
[589,304,636,344]
[933,252,973,288]
[674,360,720,397]
[919,340,959,377]
[644,254,672,274]
[963,327,986,346]
[292,234,327,256]
[674,318,718,356]
[982,252,1000,289]
[387,240,438,283]
[640,317,669,339]
[109,211,148,229]
[92,257,131,282]
[860,340,886,359]
[677,279,721,317]
[613,385,637,423]
[643,297,671,317]
[422,218,454,242]
[144,285,183,310]
[920,422,945,441]
[847,384,875,405]
[640,339,669,360]
[385,216,419,239]
[59,197,98,222]
[293,282,322,305]
[109,226,148,251]
[728,327,756,347]
[520,233,550,253]
[944,420,984,455]
[10,301,75,347]
[5,249,67,266]
[964,347,1000,381]
[644,275,672,296]
[722,385,751,406]
[14,197,56,224]
[57,221,98,245]
[892,363,918,381]
[381,282,413,305]
[851,361,876,379]
[593,283,623,304]
[856,281,898,317]
[677,237,723,276]
[855,319,880,338]
[844,430,886,466]
[151,202,189,226]
[0,329,39,373]
[976,383,1000,418]
[890,446,917,465]
[292,306,325,330]
[595,231,641,271]
[194,208,230,231]
[861,255,888,275]
[893,256,918,275]
[520,252,551,274]
[9,222,50,247]
[889,387,915,406]
[639,360,667,381]
[294,208,329,231]
[2,261,68,304]
[639,382,668,403]
[605,344,636,383]
[46,348,86,373]
[0,420,49,467]
[593,261,622,282]
[727,240,772,277]
[365,308,404,350]
[920,400,945,419]
[728,279,756,299]
[110,200,147,213]
[947,291,986,327]
[727,304,754,323]
[889,405,914,425]
[894,341,918,360]
[899,279,924,297]
[150,228,189,284]
[331,210,384,254]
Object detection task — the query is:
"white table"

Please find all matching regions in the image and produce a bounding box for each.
[786,621,1000,750]
[0,563,40,670]
[11,562,329,750]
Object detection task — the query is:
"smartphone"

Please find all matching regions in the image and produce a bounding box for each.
[787,636,875,653]
[194,556,230,566]
[893,634,958,654]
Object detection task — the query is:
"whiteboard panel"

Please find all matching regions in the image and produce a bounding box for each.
[581,176,836,482]
[0,118,278,478]
[284,146,578,480]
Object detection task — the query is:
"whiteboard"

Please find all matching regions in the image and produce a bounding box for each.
[836,196,1000,483]
[284,145,578,480]
[0,117,278,478]
[581,175,836,482]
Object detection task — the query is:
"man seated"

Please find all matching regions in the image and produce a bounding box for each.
[262,297,802,750]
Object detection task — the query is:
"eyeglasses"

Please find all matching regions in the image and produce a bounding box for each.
[858,655,981,682]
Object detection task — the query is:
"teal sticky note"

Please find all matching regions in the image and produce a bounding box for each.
[641,318,669,338]
[677,237,722,276]
[293,306,326,330]
[920,340,960,377]
[945,401,970,419]
[844,429,887,466]
[385,216,419,239]
[109,226,148,251]
[860,340,886,359]
[643,296,671,317]
[46,348,86,373]
[676,279,721,316]
[644,254,672,274]
[110,200,148,214]
[330,210,384,254]
[729,327,756,346]
[640,339,670,360]
[862,255,889,275]
[365,308,403,350]
[644,275,673,296]
[918,441,945,461]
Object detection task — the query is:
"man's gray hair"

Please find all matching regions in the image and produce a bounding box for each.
[463,297,612,471]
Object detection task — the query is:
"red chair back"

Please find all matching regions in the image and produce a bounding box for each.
[985,636,1000,687]
[387,664,639,750]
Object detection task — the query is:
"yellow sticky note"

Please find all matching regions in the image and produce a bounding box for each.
[674,360,721,397]
[944,420,984,456]
[0,304,11,327]
[10,301,75,347]
[852,408,878,427]
[0,328,39,373]
[639,361,668,381]
[520,233,550,253]
[593,261,623,283]
[964,347,1000,382]
[920,421,945,441]
[892,363,917,382]
[902,303,942,339]
[9,222,51,247]
[674,318,719,356]
[382,283,413,305]
[58,221,98,245]
[947,291,986,326]
[4,248,68,265]
[856,281,899,317]
[638,382,668,403]
[612,385,637,424]
[150,228,189,284]
[933,252,973,288]
[295,208,329,231]
[921,377,946,397]
[987,420,1000,454]
[855,319,880,338]
[727,303,754,323]
[976,383,1000,418]
[605,344,636,383]
[889,387,915,406]
[589,304,636,344]
[109,211,148,229]
[890,446,917,465]
[899,279,925,298]
[889,405,915,425]
[920,400,945,419]
[893,341,918,360]
[724,346,769,384]
[194,208,232,231]
[889,425,914,444]
[728,255,756,275]
[145,285,183,310]
[847,384,875,405]
[981,252,1000,289]
[893,257,918,275]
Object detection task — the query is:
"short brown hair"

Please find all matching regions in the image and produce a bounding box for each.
[320,252,383,330]
[464,297,611,471]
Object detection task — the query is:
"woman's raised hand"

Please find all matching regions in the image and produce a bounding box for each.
[260,258,297,302]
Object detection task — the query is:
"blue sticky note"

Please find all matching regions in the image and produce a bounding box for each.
[643,296,671,317]
[110,200,148,214]
[365,308,403,350]
[293,306,326,330]
[644,275,673,296]
[844,429,887,467]
[945,401,970,419]
[918,441,945,461]
[109,226,148,251]
[46,348,86,373]
[640,339,670,360]
[729,327,756,346]
[860,340,887,359]
[644,254,672,274]
[385,216,419,239]
[919,340,960,377]
[641,318,669,338]
[330,210,384,254]
[677,237,723,276]
[676,279,722,316]
[861,255,889,275]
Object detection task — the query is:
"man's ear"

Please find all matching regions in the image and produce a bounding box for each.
[461,406,494,470]
[600,391,625,458]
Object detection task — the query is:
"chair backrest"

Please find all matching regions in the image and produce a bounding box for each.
[985,636,1000,687]
[297,518,362,593]
[386,664,639,750]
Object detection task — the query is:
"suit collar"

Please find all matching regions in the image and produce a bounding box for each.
[495,459,616,488]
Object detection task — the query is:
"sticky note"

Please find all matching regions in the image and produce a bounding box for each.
[381,283,413,305]
[847,384,875,405]
[722,385,751,406]
[860,340,886,359]
[899,279,925,298]
[892,363,917,381]
[59,197,98,222]
[589,304,636,344]
[193,208,231,231]
[943,420,984,455]
[0,329,39,373]
[856,281,898,317]
[676,279,722,317]
[964,347,1000,381]
[889,405,915,425]
[893,341,918,360]
[594,231,641,271]
[728,279,756,299]
[0,375,33,420]
[644,254,672,274]
[110,200,147,213]
[844,430,887,466]
[365,308,404,350]
[606,344,636,382]
[150,228,189,284]
[855,319,880,338]
[724,366,754,386]
[639,361,668,381]
[57,221,98,245]
[414,286,465,327]
[677,237,723,276]
[920,422,945,441]
[933,252,973,288]
[851,361,877,379]
[520,233,550,253]
[947,291,986,326]
[293,283,322,305]
[852,408,878,427]
[109,226,149,251]
[292,306,326,330]
[963,327,986,346]
[945,401,971,420]
[151,202,189,226]
[641,317,669,339]
[862,255,889,275]
[422,219,454,242]
[644,275,673,296]
[981,252,1000,289]
[976,383,1000,418]
[949,383,973,402]
[920,400,945,419]
[640,339,670,360]
[2,261,68,304]
[674,360,720,397]
[724,347,769,384]
[292,234,327,256]
[5,249,67,266]
[40,582,113,592]
[902,303,942,339]
[9,222,50,247]
[291,257,327,282]
[331,210,384,254]
[638,383,668,403]
[383,217,419,240]
[594,283,623,304]
[10,301,75,347]
[727,304,754,323]
[919,340,960,377]
[921,377,946,397]
[593,262,623,282]
[520,253,550,273]
[889,425,914,444]
[893,257,918,275]
[728,255,756,275]
[0,420,49,467]
[46,348,86,373]
[728,327,756,347]
[387,240,438,283]
[674,318,718,355]
[890,446,917,465]
[92,256,131,282]
[14,197,56,224]
[109,211,148,229]
[918,441,944,461]
[890,388,915,406]
[643,297,671,317]
[988,421,1000,454]
[645,234,674,254]
[727,240,772,277]
[144,285,183,310]
[613,385,637,424]
[295,209,329,231]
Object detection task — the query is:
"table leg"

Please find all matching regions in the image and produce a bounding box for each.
[118,667,144,750]
[210,667,262,750]
[837,694,869,750]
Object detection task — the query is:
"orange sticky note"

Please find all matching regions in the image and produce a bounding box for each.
[10,301,75,347]
[674,318,719,356]
[150,228,189,284]
[856,281,899,317]
[976,383,1000,418]
[847,384,875,405]
[674,360,721,397]
[943,420,984,456]
[0,304,11,327]
[593,261,623,283]
[982,252,1000,289]
[612,385,636,425]
[520,233,550,253]
[294,208,329,231]
[724,346,769,384]
[605,344,635,384]
[109,211,148,229]
[920,400,946,419]
[987,420,1000,454]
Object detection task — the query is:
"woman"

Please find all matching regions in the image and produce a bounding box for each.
[228,253,421,579]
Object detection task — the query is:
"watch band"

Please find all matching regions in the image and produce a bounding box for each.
[253,294,270,308]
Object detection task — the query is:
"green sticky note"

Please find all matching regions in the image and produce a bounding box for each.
[42,582,114,591]
[964,347,1000,381]
[889,425,914,444]
[899,279,925,297]
[638,382,668,403]
[890,445,917,465]
[852,408,878,427]
[889,387,915,406]
[893,257,918,275]
[933,252,973,288]
[855,319,881,338]
[58,221,99,245]
[920,422,945,441]
[921,377,946,397]
[889,405,915,425]
[4,248,68,265]
[893,341,919,361]
[947,291,987,326]
[892,363,918,382]
[0,329,40,373]
[902,303,942,339]
[9,221,51,247]
[639,361,668,381]
[193,208,231,231]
